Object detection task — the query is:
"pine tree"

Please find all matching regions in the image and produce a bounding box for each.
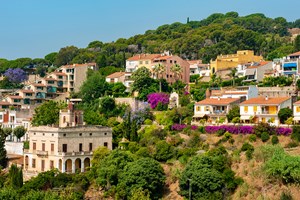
[9,164,23,189]
[295,35,300,52]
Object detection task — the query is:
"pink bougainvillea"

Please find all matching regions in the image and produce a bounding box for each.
[147,93,169,109]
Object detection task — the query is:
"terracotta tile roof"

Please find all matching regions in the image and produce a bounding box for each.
[62,63,97,69]
[224,91,248,95]
[127,54,161,61]
[20,90,35,93]
[54,72,67,76]
[294,100,300,105]
[196,98,240,105]
[106,72,125,78]
[32,83,46,87]
[241,97,290,105]
[187,60,202,65]
[8,96,23,99]
[155,55,172,60]
[44,78,57,81]
[289,51,300,57]
[0,101,11,105]
[247,61,271,69]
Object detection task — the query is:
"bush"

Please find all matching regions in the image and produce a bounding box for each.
[144,119,153,125]
[285,141,298,148]
[254,123,275,137]
[229,138,235,144]
[248,135,257,142]
[241,142,254,152]
[280,190,293,200]
[223,132,232,141]
[292,125,300,142]
[198,126,205,133]
[271,135,279,145]
[261,132,270,142]
[245,150,253,160]
[254,145,284,162]
[154,141,174,162]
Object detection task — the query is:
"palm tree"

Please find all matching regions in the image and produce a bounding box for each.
[227,68,238,86]
[171,64,182,82]
[153,63,165,92]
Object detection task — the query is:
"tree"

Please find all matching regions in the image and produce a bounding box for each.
[32,101,66,126]
[13,126,26,141]
[294,35,300,52]
[54,46,79,66]
[110,82,126,97]
[226,105,240,122]
[153,63,165,92]
[117,158,165,199]
[131,67,158,101]
[0,128,7,168]
[278,108,293,124]
[95,150,135,189]
[99,97,116,117]
[8,164,23,189]
[44,52,58,66]
[227,68,238,86]
[171,64,182,82]
[79,72,110,102]
[2,128,12,138]
[154,141,174,162]
[4,68,27,84]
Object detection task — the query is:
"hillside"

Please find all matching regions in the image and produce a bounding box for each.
[0,12,300,74]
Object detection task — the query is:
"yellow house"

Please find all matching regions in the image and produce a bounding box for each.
[210,50,263,72]
[240,96,291,125]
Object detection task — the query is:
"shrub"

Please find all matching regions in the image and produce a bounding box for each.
[241,142,254,152]
[285,141,298,148]
[271,135,279,145]
[198,126,205,133]
[280,190,293,200]
[23,141,29,149]
[292,126,300,141]
[154,141,174,162]
[147,93,169,110]
[245,150,253,160]
[223,132,232,140]
[144,119,153,125]
[254,145,284,162]
[248,135,256,142]
[254,123,275,137]
[229,138,235,144]
[261,132,270,142]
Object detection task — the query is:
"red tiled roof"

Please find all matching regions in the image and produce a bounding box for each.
[127,54,161,61]
[196,98,240,105]
[54,72,67,76]
[155,55,172,60]
[289,51,300,57]
[62,63,97,69]
[0,101,11,105]
[44,78,56,81]
[20,90,34,93]
[294,100,300,105]
[187,60,202,65]
[9,96,23,99]
[241,97,290,105]
[32,83,46,87]
[106,72,125,78]
[247,61,271,69]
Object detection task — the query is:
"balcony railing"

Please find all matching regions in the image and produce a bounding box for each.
[57,151,93,156]
[36,150,48,157]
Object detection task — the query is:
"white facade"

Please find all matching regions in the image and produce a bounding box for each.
[125,60,139,72]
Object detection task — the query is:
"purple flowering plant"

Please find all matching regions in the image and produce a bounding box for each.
[4,68,27,83]
[147,93,169,109]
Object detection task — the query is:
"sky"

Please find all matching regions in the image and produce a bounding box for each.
[1,0,300,60]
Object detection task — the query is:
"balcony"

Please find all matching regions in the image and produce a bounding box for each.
[47,86,57,93]
[57,151,93,156]
[36,92,46,99]
[36,150,48,157]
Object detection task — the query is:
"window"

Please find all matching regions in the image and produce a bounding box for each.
[139,61,143,64]
[33,142,36,150]
[104,132,107,135]
[79,133,82,136]
[254,106,257,112]
[297,106,300,113]
[63,134,66,137]
[51,144,54,152]
[104,142,108,147]
[89,133,92,136]
[145,61,149,64]
[196,106,200,111]
[0,115,2,120]
[62,144,67,152]
[32,159,36,168]
[244,106,248,112]
[170,60,173,63]
[42,143,45,151]
[41,160,45,172]
[89,143,93,151]
[50,160,54,169]
[58,76,63,79]
[25,93,32,96]
[79,143,83,152]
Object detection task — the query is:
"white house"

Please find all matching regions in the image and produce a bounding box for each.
[240,96,291,125]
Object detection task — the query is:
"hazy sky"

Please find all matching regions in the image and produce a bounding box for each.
[1,0,299,60]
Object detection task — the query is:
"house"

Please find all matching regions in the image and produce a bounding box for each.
[210,50,263,73]
[23,101,112,175]
[240,96,291,125]
[244,61,272,82]
[188,60,210,77]
[293,100,300,123]
[105,72,126,84]
[126,54,161,73]
[193,97,240,124]
[282,51,300,77]
[206,85,258,101]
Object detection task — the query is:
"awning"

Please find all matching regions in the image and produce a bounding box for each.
[240,115,251,120]
[245,68,256,76]
[283,63,297,67]
[193,114,205,118]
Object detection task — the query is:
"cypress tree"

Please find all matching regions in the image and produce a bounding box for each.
[0,130,7,168]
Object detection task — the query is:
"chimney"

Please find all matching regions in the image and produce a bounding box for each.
[265,95,268,101]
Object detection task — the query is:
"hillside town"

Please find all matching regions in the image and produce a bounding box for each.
[1,9,300,200]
